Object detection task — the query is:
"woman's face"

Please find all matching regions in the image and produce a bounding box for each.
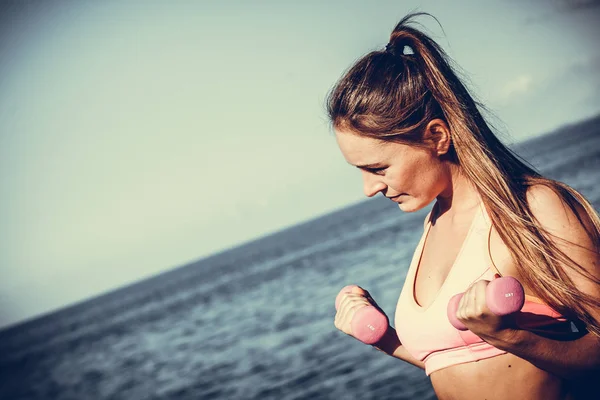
[335,129,450,212]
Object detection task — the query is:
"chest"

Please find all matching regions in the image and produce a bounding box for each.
[414,221,473,307]
[413,214,524,308]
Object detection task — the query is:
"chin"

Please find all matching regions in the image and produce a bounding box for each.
[397,198,427,213]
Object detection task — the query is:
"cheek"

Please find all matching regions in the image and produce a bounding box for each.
[425,162,447,188]
[422,162,447,192]
[399,166,446,212]
[393,158,446,194]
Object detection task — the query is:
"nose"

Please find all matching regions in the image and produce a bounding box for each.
[362,172,387,197]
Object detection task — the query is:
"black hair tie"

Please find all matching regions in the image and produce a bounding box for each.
[385,42,396,56]
[385,42,408,57]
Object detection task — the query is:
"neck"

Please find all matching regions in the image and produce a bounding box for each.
[435,165,480,219]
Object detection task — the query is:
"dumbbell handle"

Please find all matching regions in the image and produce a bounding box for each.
[447,276,525,331]
[335,285,388,345]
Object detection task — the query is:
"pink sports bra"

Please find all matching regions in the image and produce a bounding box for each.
[394,202,572,376]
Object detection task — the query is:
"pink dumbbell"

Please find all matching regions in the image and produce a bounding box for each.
[447,276,525,331]
[335,285,388,344]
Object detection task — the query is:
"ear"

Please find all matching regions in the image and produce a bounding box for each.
[425,119,451,156]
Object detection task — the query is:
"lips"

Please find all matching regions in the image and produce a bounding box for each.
[387,193,405,201]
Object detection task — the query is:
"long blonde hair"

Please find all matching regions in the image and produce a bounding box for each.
[326,13,600,337]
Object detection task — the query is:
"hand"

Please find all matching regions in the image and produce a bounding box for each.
[334,286,388,341]
[455,274,519,343]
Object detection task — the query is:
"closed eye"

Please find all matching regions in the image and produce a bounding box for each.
[363,167,387,176]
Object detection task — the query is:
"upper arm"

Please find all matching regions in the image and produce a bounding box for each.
[526,184,600,319]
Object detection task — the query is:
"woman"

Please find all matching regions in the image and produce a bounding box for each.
[330,13,600,400]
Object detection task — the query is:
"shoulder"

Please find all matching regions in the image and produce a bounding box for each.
[526,183,600,330]
[526,182,600,297]
[489,183,599,283]
[525,183,595,245]
[526,184,563,214]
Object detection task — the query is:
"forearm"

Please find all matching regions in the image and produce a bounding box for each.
[489,329,600,380]
[373,326,425,370]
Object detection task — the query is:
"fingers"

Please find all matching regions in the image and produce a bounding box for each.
[456,280,491,324]
[350,286,369,297]
[351,286,380,308]
[334,292,371,336]
[337,293,369,323]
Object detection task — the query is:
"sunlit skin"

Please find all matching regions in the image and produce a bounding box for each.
[333,119,596,399]
[334,119,478,216]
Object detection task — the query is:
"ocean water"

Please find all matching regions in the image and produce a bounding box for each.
[0,116,599,400]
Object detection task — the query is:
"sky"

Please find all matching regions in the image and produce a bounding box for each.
[1,0,599,329]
